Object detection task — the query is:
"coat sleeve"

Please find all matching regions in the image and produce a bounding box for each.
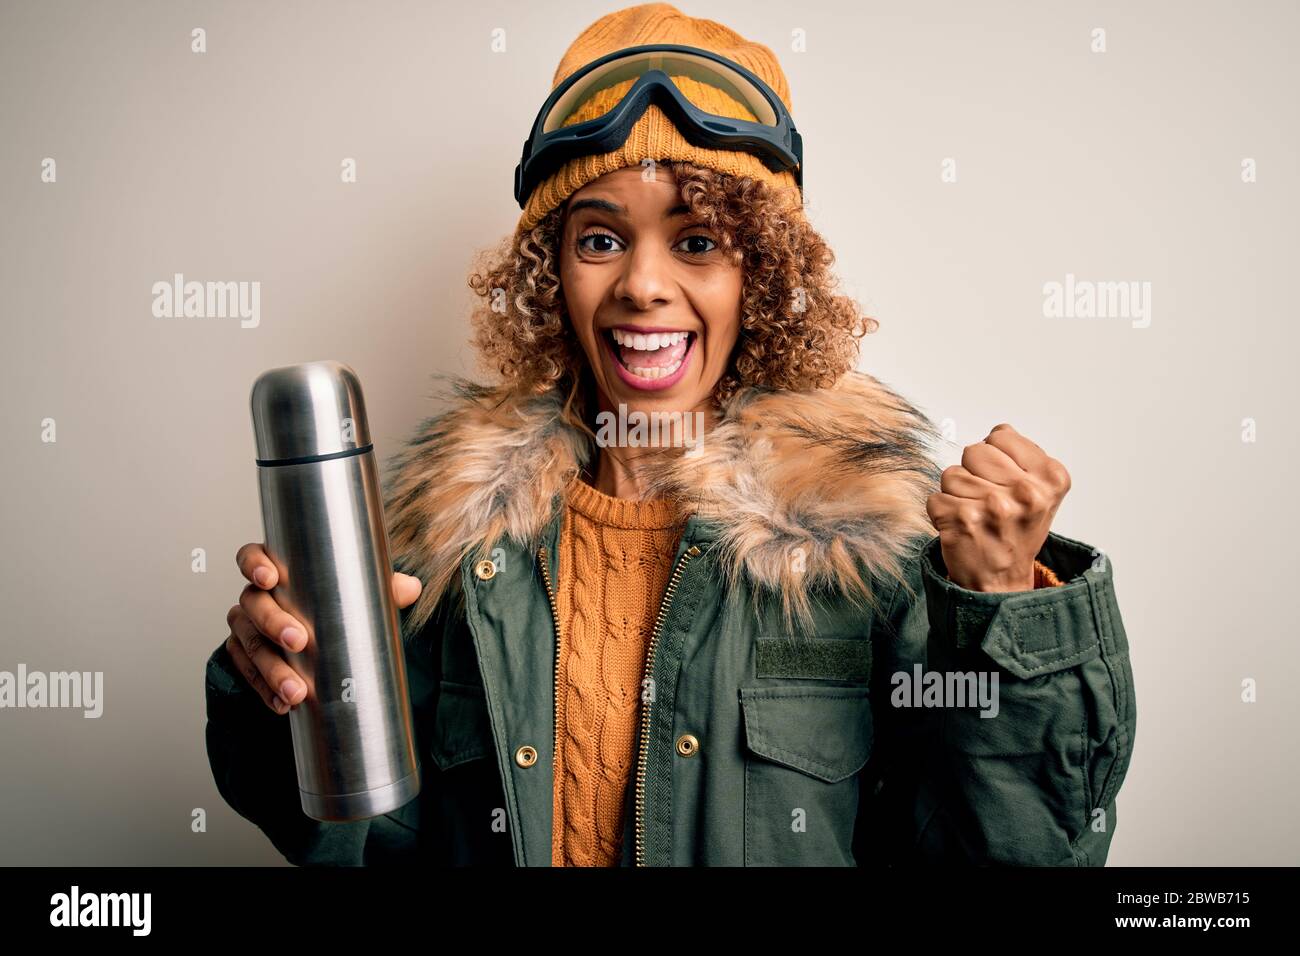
[855,530,1137,866]
[203,638,375,865]
[203,594,443,866]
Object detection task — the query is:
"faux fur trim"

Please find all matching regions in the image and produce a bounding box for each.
[382,371,943,638]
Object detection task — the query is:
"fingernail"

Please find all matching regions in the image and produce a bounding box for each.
[271,694,287,713]
[281,626,304,651]
[253,566,273,588]
[280,679,303,703]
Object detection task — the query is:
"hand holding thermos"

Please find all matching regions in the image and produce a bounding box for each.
[220,360,424,822]
[224,556,421,715]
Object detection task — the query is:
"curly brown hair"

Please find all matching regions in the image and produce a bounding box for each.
[466,160,877,425]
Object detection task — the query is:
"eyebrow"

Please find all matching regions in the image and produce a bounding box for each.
[567,198,691,220]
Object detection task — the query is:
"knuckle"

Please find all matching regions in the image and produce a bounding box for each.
[1046,459,1071,492]
[985,493,1014,521]
[1011,475,1042,505]
[244,628,267,657]
[245,667,267,695]
[230,608,253,644]
[1019,486,1047,514]
[240,587,279,637]
[960,443,989,470]
[233,654,265,694]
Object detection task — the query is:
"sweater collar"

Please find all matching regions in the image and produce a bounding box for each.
[562,474,686,530]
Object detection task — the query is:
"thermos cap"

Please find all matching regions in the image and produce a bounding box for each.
[250,360,373,463]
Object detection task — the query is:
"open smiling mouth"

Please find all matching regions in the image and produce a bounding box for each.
[601,328,698,387]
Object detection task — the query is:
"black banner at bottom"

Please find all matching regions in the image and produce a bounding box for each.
[0,865,1287,940]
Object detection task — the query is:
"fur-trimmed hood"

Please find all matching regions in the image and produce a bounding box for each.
[382,370,944,636]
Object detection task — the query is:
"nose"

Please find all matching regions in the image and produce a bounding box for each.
[612,240,674,311]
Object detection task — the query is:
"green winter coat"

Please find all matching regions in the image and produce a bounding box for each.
[204,371,1137,866]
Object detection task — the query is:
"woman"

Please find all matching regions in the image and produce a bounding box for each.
[205,2,1136,867]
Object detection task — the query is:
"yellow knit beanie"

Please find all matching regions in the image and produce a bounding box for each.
[517,2,802,233]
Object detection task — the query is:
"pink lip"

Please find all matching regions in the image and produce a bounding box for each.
[599,328,698,392]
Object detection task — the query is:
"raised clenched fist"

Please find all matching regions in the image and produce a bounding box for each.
[926,423,1071,592]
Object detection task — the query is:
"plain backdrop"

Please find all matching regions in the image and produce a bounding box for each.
[1,0,1296,865]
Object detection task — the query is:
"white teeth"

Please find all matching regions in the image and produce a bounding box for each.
[608,329,692,380]
[611,329,690,350]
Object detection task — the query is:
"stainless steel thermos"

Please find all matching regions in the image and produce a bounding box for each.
[249,360,420,822]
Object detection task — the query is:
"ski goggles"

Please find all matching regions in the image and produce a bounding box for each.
[514,43,804,209]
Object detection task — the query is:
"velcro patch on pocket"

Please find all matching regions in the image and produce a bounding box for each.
[755,637,872,681]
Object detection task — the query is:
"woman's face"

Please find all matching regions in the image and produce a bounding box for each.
[559,165,742,419]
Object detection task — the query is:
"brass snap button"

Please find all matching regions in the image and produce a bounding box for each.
[675,733,699,757]
[474,559,497,581]
[515,745,537,768]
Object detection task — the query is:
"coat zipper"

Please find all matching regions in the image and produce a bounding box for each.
[634,542,700,867]
[537,545,563,868]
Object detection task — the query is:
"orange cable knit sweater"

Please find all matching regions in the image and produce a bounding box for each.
[551,476,688,866]
[549,475,1064,866]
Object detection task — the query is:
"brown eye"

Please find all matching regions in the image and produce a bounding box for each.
[675,235,717,255]
[578,231,622,254]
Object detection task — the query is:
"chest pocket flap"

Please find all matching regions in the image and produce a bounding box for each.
[740,684,874,783]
